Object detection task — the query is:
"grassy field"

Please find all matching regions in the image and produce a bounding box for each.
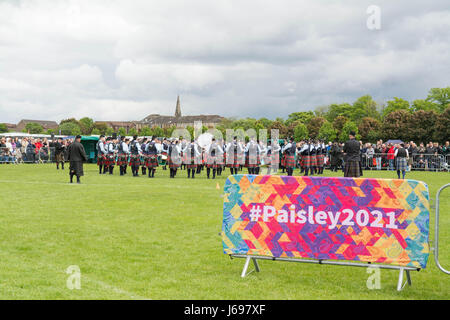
[0,163,448,300]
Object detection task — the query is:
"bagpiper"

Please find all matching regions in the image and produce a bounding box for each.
[145,137,159,178]
[168,139,181,178]
[117,136,130,176]
[161,138,169,171]
[106,137,117,175]
[225,137,241,175]
[206,138,223,179]
[96,135,108,174]
[129,135,142,177]
[183,140,201,179]
[140,138,148,176]
[245,139,261,175]
[300,140,310,176]
[281,137,296,176]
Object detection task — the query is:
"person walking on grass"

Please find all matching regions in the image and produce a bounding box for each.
[395,143,409,179]
[67,135,88,184]
[343,131,362,178]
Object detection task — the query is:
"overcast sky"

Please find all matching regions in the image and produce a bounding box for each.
[0,0,449,123]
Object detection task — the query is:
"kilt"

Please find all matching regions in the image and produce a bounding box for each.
[206,155,220,169]
[246,154,260,168]
[344,160,363,177]
[226,153,240,168]
[97,153,106,166]
[310,154,317,167]
[284,154,296,168]
[396,157,408,171]
[69,161,84,176]
[105,154,115,167]
[129,154,141,167]
[168,155,181,168]
[55,153,64,163]
[302,155,311,168]
[270,153,280,167]
[316,154,325,167]
[186,156,201,169]
[281,154,286,167]
[145,154,159,168]
[116,153,128,166]
[181,152,188,164]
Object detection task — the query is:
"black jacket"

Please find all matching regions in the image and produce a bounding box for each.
[343,139,360,162]
[67,142,88,162]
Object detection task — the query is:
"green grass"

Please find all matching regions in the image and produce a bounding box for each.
[0,164,449,299]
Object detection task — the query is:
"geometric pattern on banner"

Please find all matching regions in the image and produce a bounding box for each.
[222,175,430,269]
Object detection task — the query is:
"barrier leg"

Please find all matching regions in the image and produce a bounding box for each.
[397,268,412,291]
[241,256,260,277]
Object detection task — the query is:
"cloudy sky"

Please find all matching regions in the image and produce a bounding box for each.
[0,0,449,123]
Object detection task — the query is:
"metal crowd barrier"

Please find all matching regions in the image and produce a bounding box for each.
[0,147,58,164]
[325,153,449,172]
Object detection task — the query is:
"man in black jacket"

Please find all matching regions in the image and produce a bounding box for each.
[343,131,362,177]
[67,135,88,184]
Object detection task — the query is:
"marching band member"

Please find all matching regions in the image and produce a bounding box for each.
[309,141,317,175]
[141,138,148,176]
[265,140,281,175]
[183,140,201,179]
[206,138,223,179]
[168,139,182,178]
[145,137,159,178]
[117,137,130,176]
[96,135,108,174]
[300,140,310,176]
[281,137,296,176]
[106,137,117,175]
[245,138,261,175]
[161,138,169,171]
[226,137,241,175]
[129,135,142,177]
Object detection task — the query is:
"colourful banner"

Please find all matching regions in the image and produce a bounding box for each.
[222,175,430,269]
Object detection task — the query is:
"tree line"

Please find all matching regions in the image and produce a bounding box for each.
[1,87,448,144]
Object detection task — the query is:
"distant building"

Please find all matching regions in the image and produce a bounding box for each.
[141,96,224,129]
[15,119,59,132]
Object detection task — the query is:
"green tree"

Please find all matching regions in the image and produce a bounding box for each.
[317,121,337,142]
[408,110,437,144]
[0,123,8,133]
[339,121,359,142]
[293,123,309,141]
[382,97,411,118]
[325,103,354,122]
[332,115,348,138]
[152,127,164,138]
[24,122,44,134]
[307,117,326,139]
[91,128,101,135]
[106,127,114,136]
[411,99,440,113]
[381,110,411,142]
[352,95,380,122]
[128,128,138,136]
[358,117,381,143]
[79,117,94,135]
[140,126,153,136]
[434,107,450,143]
[93,123,108,135]
[117,127,127,137]
[269,121,288,138]
[426,87,450,112]
[286,111,314,126]
[59,122,81,136]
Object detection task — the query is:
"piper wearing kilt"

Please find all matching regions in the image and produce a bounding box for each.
[245,140,261,175]
[281,138,296,176]
[53,138,66,170]
[265,141,281,175]
[106,137,117,175]
[395,144,409,179]
[145,138,159,178]
[168,140,182,178]
[309,143,317,175]
[96,136,108,174]
[67,135,88,184]
[117,137,130,176]
[161,140,169,171]
[183,141,201,178]
[206,138,223,179]
[225,139,241,175]
[129,136,142,177]
[343,131,363,178]
[300,142,312,176]
[140,138,148,176]
[316,142,325,175]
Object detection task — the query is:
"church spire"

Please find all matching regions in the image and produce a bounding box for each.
[175,96,181,118]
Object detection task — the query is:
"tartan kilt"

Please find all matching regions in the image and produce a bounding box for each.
[129,154,141,167]
[69,161,84,176]
[186,156,200,169]
[344,160,363,177]
[310,154,317,167]
[206,155,219,169]
[281,154,286,167]
[297,156,303,167]
[226,153,240,168]
[246,154,260,168]
[168,155,181,168]
[302,155,311,168]
[270,153,280,167]
[145,154,159,168]
[116,153,128,166]
[97,154,106,166]
[396,157,408,171]
[55,153,64,162]
[181,152,188,163]
[105,154,115,167]
[316,154,325,167]
[284,154,296,168]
